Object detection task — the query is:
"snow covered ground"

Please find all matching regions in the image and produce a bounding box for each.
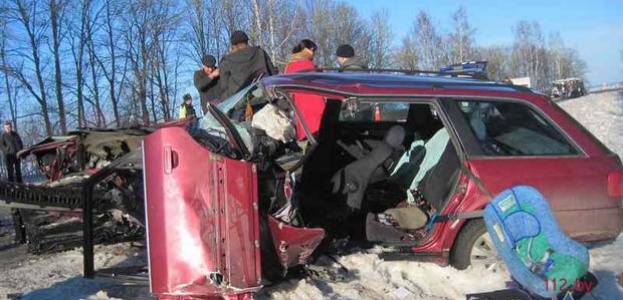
[1,91,622,300]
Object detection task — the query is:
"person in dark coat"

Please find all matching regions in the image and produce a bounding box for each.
[335,44,368,70]
[194,54,221,114]
[1,121,23,183]
[218,30,278,100]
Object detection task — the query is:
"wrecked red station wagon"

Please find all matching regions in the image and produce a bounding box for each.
[142,71,623,299]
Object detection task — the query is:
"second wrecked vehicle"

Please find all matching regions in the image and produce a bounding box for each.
[142,71,623,299]
[6,120,189,253]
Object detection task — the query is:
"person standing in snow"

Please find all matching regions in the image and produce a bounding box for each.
[194,54,221,114]
[284,39,325,140]
[335,44,367,71]
[179,93,197,119]
[1,121,23,183]
[218,30,278,100]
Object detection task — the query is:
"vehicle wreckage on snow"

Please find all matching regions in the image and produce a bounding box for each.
[1,120,189,253]
[1,66,622,300]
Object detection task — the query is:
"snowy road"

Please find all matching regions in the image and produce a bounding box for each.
[1,91,622,300]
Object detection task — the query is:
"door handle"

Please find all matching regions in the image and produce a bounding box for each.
[164,146,179,174]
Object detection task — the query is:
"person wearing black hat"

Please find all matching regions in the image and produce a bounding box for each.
[179,93,197,119]
[335,44,367,70]
[218,30,278,100]
[194,54,221,114]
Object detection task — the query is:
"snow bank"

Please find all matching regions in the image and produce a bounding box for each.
[557,91,623,157]
[0,240,147,300]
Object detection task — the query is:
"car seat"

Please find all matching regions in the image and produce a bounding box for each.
[483,185,596,299]
[331,125,405,211]
[365,128,455,241]
[389,127,450,204]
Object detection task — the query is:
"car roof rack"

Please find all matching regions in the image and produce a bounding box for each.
[284,65,536,94]
[297,65,490,80]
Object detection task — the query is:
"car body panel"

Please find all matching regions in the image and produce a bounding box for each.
[267,215,325,268]
[143,126,261,298]
[466,156,623,241]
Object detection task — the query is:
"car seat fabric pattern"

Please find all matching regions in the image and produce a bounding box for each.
[483,185,589,298]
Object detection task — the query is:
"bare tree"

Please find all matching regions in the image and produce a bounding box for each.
[0,15,19,128]
[449,6,476,63]
[413,10,444,69]
[261,0,300,66]
[96,0,123,127]
[185,0,211,61]
[48,0,68,133]
[5,0,53,135]
[67,0,92,128]
[548,32,565,80]
[367,9,392,69]
[301,0,369,67]
[151,0,183,121]
[512,20,546,89]
[250,0,265,48]
[476,45,510,80]
[393,35,419,70]
[123,0,155,125]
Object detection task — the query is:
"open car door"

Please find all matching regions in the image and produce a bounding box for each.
[143,110,261,299]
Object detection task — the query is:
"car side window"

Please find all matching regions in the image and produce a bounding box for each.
[457,100,579,156]
[339,101,409,123]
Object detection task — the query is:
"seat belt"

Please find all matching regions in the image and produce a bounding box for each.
[427,162,492,227]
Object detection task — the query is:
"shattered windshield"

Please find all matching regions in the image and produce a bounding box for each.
[189,83,264,155]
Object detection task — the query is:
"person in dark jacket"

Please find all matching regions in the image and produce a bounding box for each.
[194,54,221,114]
[335,44,368,70]
[218,30,278,100]
[179,94,197,119]
[1,121,23,183]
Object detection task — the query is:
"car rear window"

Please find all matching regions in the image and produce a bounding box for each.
[456,99,580,156]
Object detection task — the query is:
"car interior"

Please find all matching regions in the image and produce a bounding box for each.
[189,86,464,250]
[296,98,462,245]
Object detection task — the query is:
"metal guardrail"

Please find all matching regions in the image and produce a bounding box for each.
[0,181,86,211]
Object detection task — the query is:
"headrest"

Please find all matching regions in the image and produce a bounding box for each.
[384,125,405,149]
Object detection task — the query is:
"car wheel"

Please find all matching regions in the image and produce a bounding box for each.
[451,219,505,273]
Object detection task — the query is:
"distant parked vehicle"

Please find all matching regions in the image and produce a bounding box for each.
[508,76,535,89]
[551,78,586,99]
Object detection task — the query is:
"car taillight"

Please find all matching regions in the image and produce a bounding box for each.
[607,171,623,197]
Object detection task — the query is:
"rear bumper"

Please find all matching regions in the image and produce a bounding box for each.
[555,207,623,242]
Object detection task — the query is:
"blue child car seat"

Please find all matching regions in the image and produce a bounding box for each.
[483,185,591,299]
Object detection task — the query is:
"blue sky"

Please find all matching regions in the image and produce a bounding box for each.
[342,0,623,85]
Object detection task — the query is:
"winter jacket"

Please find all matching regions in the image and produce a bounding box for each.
[193,69,221,114]
[179,103,197,119]
[340,57,368,71]
[1,131,23,155]
[218,46,278,100]
[285,59,325,140]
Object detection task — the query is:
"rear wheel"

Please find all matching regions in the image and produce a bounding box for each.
[451,219,505,273]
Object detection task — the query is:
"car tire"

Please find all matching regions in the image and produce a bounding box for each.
[451,219,491,270]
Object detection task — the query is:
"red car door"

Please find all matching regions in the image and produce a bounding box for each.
[143,126,261,299]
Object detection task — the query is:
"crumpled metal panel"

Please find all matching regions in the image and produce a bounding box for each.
[267,215,325,269]
[143,127,260,299]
